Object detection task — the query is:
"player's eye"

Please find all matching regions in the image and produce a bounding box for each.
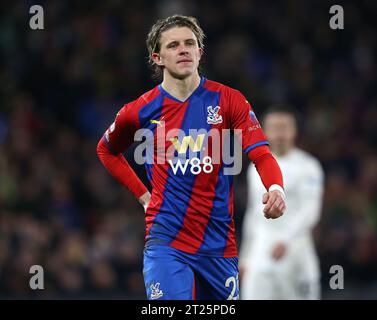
[185,40,196,46]
[167,42,178,48]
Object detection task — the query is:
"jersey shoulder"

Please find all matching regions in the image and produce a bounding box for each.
[124,86,161,110]
[204,79,250,121]
[204,79,243,97]
[114,86,161,128]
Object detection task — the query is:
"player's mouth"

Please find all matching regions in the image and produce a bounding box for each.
[177,59,193,65]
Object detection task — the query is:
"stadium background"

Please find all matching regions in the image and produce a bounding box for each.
[0,0,376,299]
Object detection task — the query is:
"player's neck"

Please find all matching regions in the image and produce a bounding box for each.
[161,72,201,102]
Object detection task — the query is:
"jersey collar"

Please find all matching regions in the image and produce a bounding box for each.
[158,76,206,103]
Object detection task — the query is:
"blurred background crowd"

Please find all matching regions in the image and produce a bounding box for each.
[0,0,376,299]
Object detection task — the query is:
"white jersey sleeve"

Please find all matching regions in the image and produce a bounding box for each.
[239,163,259,264]
[280,154,324,241]
[239,148,324,264]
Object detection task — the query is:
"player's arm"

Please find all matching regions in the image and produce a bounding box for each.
[238,164,258,281]
[230,89,285,219]
[96,104,150,211]
[281,159,324,241]
[247,145,285,219]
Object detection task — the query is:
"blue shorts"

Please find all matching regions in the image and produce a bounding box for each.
[143,245,239,300]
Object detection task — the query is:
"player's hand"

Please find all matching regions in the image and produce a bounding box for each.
[262,190,285,219]
[139,191,151,213]
[271,242,287,260]
[239,265,247,284]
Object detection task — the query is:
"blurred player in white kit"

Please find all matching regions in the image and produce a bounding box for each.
[239,106,325,300]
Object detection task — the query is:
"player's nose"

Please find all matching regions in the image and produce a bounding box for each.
[178,49,189,56]
[177,44,189,54]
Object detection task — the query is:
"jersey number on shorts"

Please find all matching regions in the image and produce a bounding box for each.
[225,275,239,300]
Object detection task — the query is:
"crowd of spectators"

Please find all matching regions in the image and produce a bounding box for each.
[0,0,376,299]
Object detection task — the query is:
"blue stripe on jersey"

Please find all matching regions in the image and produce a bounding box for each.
[138,93,165,182]
[244,140,269,154]
[148,84,221,244]
[138,93,165,128]
[198,163,234,256]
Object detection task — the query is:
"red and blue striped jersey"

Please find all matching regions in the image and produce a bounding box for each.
[103,77,268,257]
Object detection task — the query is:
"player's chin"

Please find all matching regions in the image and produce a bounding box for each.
[171,68,195,80]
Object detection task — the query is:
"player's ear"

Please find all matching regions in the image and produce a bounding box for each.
[152,53,164,66]
[198,48,203,60]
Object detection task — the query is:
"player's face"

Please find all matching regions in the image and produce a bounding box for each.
[153,27,202,79]
[264,112,297,154]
